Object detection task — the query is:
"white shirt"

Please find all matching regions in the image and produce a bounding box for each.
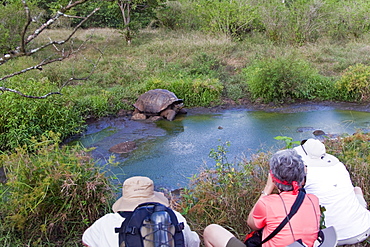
[294,146,370,240]
[82,211,200,247]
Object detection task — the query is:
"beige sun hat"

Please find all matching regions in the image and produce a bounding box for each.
[112,176,169,212]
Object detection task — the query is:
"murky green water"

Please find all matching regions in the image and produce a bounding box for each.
[75,108,370,190]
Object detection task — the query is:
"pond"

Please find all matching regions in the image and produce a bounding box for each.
[74,104,370,190]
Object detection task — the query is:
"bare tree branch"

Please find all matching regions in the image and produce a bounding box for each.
[0,0,101,99]
[0,87,61,99]
[0,2,100,65]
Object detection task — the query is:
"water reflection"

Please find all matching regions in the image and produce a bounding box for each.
[75,108,370,190]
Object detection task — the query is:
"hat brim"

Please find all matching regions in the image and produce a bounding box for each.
[112,191,169,212]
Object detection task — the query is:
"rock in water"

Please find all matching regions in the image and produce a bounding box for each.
[109,141,137,153]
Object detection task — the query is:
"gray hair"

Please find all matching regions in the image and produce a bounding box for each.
[269,149,306,192]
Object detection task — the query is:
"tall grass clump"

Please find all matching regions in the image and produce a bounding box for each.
[177,142,271,239]
[335,63,370,102]
[257,0,327,44]
[244,55,334,103]
[324,0,370,41]
[155,1,196,30]
[0,133,116,246]
[189,0,259,38]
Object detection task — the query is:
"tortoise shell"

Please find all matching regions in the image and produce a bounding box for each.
[133,89,183,113]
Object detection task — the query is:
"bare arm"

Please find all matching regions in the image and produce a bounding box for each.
[247,173,276,230]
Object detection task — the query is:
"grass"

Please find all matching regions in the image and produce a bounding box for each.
[175,133,370,247]
[1,27,370,246]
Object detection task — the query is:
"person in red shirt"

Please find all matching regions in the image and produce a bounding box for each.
[203,149,321,247]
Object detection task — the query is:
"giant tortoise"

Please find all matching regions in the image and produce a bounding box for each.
[131,89,186,121]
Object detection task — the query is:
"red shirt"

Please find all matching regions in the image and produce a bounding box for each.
[251,191,320,247]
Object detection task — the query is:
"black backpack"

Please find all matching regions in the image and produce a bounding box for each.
[115,202,185,247]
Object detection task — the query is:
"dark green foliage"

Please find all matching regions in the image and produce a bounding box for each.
[335,64,370,102]
[0,2,32,54]
[0,134,116,246]
[154,1,190,30]
[0,79,85,151]
[144,75,224,107]
[244,55,334,103]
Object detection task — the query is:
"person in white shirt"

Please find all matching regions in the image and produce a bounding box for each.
[294,138,370,245]
[82,176,200,247]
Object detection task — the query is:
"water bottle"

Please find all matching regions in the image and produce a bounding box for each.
[150,209,174,247]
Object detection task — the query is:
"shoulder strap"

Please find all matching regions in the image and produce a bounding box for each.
[115,202,185,247]
[261,188,306,244]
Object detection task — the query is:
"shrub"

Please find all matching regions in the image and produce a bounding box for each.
[177,141,271,238]
[0,3,45,54]
[0,79,85,151]
[144,75,224,107]
[335,63,370,102]
[244,55,332,103]
[0,134,116,246]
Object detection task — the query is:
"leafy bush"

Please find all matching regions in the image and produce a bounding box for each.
[244,55,332,103]
[0,2,45,54]
[335,63,370,102]
[298,74,339,101]
[0,134,115,246]
[176,141,271,238]
[0,79,85,151]
[143,75,223,107]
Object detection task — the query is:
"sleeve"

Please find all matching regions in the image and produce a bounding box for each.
[82,213,123,247]
[82,217,103,247]
[250,199,267,230]
[174,211,200,247]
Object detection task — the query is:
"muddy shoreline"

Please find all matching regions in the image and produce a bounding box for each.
[187,100,370,115]
[113,100,370,121]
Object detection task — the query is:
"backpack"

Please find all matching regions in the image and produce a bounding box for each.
[115,202,185,247]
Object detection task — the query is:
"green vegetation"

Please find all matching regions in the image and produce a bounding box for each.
[244,54,337,103]
[177,133,370,247]
[1,0,370,246]
[336,63,370,102]
[0,133,117,246]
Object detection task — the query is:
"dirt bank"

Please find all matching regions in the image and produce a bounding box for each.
[187,99,370,115]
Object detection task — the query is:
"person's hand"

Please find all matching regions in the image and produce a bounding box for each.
[261,172,275,196]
